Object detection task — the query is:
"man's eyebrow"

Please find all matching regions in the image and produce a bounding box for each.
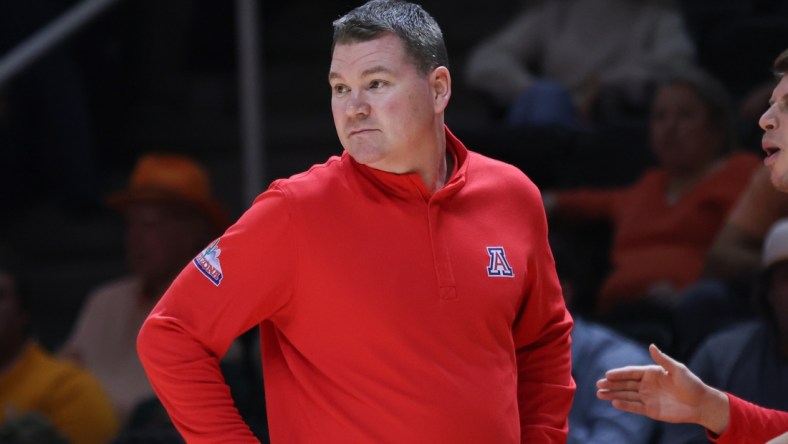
[328,65,394,82]
[360,65,394,77]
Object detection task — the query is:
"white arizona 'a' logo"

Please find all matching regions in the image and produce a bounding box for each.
[193,239,223,286]
[486,246,514,277]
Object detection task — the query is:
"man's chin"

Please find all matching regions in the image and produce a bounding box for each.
[770,168,788,194]
[347,148,384,167]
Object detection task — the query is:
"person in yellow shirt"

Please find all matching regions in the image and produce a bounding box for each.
[0,259,119,444]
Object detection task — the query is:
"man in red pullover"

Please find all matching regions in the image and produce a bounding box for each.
[136,0,575,442]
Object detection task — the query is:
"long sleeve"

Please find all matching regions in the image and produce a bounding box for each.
[137,189,296,442]
[513,193,575,442]
[709,394,788,444]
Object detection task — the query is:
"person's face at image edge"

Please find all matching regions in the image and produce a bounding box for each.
[762,76,788,192]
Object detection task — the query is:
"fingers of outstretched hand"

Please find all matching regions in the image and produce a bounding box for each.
[597,378,643,392]
[610,399,647,416]
[649,344,680,371]
[603,363,665,381]
[597,387,644,402]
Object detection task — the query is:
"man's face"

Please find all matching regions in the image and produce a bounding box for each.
[329,34,449,174]
[761,76,788,192]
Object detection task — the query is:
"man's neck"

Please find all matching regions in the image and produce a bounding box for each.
[422,128,451,193]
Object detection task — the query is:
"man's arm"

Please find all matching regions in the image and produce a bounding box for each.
[514,301,574,443]
[137,189,296,442]
[712,395,788,444]
[596,344,730,433]
[596,344,788,443]
[514,198,575,442]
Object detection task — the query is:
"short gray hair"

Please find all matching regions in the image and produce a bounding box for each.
[774,48,788,78]
[332,0,449,75]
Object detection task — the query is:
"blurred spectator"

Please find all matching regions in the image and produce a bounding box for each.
[704,167,788,286]
[464,0,696,128]
[58,154,231,426]
[658,217,788,443]
[671,167,788,360]
[544,68,760,345]
[109,397,184,444]
[569,318,657,443]
[0,255,119,444]
[0,413,68,444]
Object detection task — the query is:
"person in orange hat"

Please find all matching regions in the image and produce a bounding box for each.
[59,153,230,427]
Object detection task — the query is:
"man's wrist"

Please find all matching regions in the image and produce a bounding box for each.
[699,387,730,436]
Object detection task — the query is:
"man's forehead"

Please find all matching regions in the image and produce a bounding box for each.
[772,77,788,103]
[330,36,407,72]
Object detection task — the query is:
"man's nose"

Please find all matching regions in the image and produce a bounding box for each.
[760,105,778,131]
[345,93,370,117]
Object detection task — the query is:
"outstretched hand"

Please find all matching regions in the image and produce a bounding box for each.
[596,344,730,435]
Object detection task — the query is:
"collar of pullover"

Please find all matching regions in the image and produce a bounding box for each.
[346,125,468,202]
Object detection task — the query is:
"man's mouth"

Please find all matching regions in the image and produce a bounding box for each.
[763,137,782,158]
[764,143,782,168]
[349,128,374,137]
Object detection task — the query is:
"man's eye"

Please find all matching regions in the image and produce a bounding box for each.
[369,80,388,89]
[333,85,348,94]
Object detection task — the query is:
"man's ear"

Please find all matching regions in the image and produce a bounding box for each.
[431,66,451,112]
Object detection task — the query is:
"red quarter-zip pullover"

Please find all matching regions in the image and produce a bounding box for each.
[138,127,574,443]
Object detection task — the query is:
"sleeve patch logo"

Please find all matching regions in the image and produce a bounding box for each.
[486,246,514,277]
[193,239,224,286]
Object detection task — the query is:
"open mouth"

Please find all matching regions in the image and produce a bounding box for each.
[765,146,781,157]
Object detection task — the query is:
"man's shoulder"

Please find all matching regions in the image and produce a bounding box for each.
[466,149,521,172]
[465,150,536,189]
[268,154,347,195]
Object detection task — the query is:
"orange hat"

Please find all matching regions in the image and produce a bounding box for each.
[106,154,231,234]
